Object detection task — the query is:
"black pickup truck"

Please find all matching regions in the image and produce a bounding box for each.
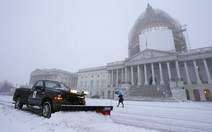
[13,80,113,118]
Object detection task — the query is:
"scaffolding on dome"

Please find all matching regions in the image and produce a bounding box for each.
[128,4,187,57]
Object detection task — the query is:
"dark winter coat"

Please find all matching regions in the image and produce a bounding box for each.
[118,95,124,102]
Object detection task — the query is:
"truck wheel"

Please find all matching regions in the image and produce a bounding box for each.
[42,101,51,118]
[15,97,23,110]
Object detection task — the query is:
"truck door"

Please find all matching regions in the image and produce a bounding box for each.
[28,80,45,106]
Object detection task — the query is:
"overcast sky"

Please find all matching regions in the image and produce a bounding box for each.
[0,0,212,85]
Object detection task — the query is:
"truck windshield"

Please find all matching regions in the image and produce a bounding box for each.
[45,80,69,91]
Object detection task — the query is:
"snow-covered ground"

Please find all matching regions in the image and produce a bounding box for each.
[0,95,212,132]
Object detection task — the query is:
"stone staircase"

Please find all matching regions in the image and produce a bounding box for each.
[126,84,172,98]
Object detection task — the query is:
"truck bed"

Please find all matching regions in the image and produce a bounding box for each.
[13,88,30,104]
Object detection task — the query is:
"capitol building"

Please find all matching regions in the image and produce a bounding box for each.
[30,4,212,101]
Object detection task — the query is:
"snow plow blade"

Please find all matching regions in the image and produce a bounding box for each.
[61,105,113,115]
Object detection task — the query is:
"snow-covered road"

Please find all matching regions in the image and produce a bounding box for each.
[0,95,212,132]
[87,98,212,132]
[112,101,212,132]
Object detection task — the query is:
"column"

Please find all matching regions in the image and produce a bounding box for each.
[111,70,114,86]
[159,62,164,85]
[107,71,110,86]
[167,62,171,81]
[184,61,191,84]
[125,67,128,82]
[137,65,141,86]
[193,60,202,84]
[175,61,181,79]
[131,66,134,85]
[144,64,148,85]
[121,69,124,83]
[203,59,212,84]
[140,67,143,85]
[151,63,156,85]
[116,69,119,87]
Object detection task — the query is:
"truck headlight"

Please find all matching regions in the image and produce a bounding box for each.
[54,94,63,100]
[70,89,77,93]
[83,91,89,95]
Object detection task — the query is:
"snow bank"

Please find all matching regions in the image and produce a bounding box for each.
[2,95,212,132]
[0,95,157,132]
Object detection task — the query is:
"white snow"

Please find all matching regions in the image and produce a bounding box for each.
[0,95,212,132]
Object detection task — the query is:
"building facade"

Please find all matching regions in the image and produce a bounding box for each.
[76,4,212,101]
[77,66,114,99]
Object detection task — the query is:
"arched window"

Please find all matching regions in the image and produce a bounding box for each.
[185,89,190,100]
[204,89,212,101]
[193,89,200,101]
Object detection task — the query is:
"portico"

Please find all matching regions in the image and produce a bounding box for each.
[107,48,212,101]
